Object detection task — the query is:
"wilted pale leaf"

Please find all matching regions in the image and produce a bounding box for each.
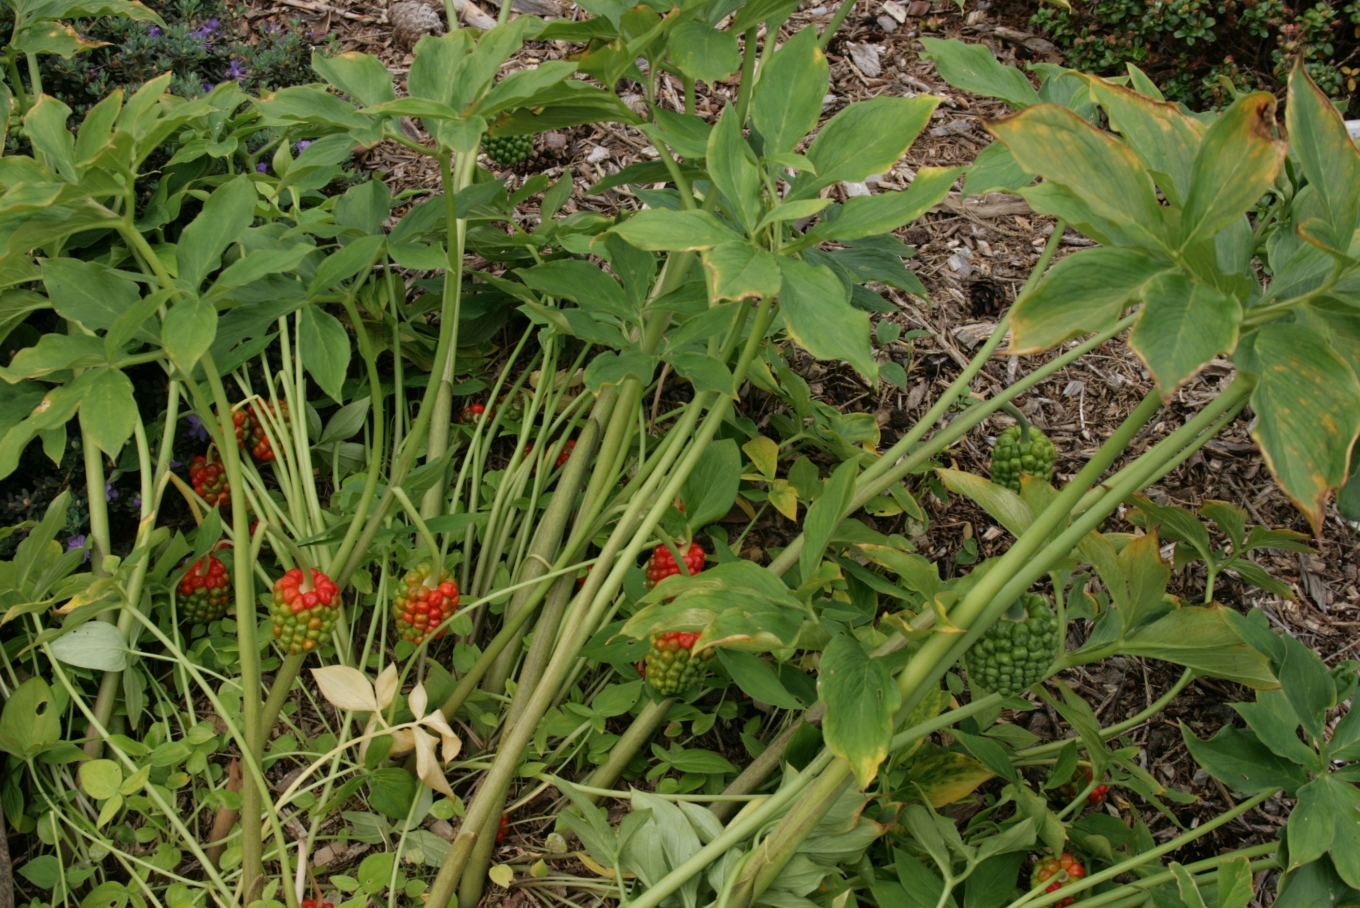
[413,727,454,798]
[419,710,462,762]
[311,665,378,713]
[375,663,398,710]
[409,681,428,719]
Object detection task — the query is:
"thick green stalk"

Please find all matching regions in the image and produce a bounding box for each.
[201,351,268,903]
[581,696,675,802]
[709,716,810,823]
[502,573,575,729]
[420,150,476,519]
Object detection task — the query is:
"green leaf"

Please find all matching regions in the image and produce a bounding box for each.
[19,855,61,890]
[701,242,780,302]
[582,350,655,392]
[716,649,803,709]
[797,95,939,197]
[950,729,1018,783]
[477,60,579,117]
[964,852,1026,908]
[1179,93,1285,249]
[0,677,62,757]
[1121,606,1277,689]
[311,51,397,107]
[964,141,1034,196]
[78,368,136,457]
[813,166,961,241]
[1275,633,1336,743]
[667,21,740,83]
[40,258,140,331]
[368,767,417,820]
[518,259,633,320]
[776,257,876,381]
[800,459,858,581]
[667,351,736,397]
[1287,62,1360,248]
[652,109,711,159]
[24,95,77,180]
[161,298,216,373]
[1084,77,1203,207]
[751,27,827,156]
[938,469,1032,539]
[300,303,351,403]
[1288,779,1336,872]
[176,176,257,291]
[1010,247,1168,353]
[407,30,473,107]
[1129,272,1240,394]
[818,632,901,787]
[707,105,762,232]
[49,620,128,671]
[309,234,385,294]
[79,760,122,800]
[1215,856,1256,908]
[1233,689,1313,766]
[918,37,1039,109]
[1248,323,1360,533]
[1180,722,1308,795]
[679,437,741,526]
[610,209,740,251]
[0,333,105,381]
[989,104,1166,251]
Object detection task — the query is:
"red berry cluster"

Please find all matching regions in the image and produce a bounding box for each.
[231,410,252,448]
[248,401,290,462]
[1089,782,1109,804]
[644,542,706,590]
[301,899,333,908]
[177,554,231,623]
[270,568,341,655]
[461,403,488,423]
[393,564,460,644]
[1032,853,1086,907]
[523,439,575,470]
[190,455,230,507]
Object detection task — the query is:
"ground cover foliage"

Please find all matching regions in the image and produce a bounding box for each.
[0,3,1357,908]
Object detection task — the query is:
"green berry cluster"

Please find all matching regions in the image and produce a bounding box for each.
[644,632,714,696]
[177,554,231,624]
[270,568,341,655]
[483,134,534,165]
[963,592,1059,696]
[991,425,1057,492]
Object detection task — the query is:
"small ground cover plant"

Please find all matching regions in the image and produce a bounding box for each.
[0,3,1356,908]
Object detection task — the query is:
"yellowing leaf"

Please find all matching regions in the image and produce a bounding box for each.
[311,665,378,713]
[742,435,779,481]
[374,663,398,710]
[412,727,454,798]
[487,864,515,888]
[902,752,994,807]
[768,479,799,520]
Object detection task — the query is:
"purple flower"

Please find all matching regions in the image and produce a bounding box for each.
[227,58,249,82]
[295,139,312,154]
[169,460,182,469]
[105,482,119,502]
[132,496,142,508]
[190,18,219,39]
[187,414,209,443]
[149,25,160,38]
[256,163,269,173]
[202,82,215,93]
[66,536,90,563]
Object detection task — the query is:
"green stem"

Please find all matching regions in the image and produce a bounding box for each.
[818,0,858,48]
[1015,668,1193,761]
[735,28,759,124]
[259,654,307,741]
[581,697,675,802]
[201,351,269,904]
[1000,401,1032,444]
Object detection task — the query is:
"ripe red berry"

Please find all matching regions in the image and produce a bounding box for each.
[461,403,488,423]
[644,542,705,591]
[1089,784,1109,804]
[301,899,317,908]
[190,455,230,507]
[496,813,509,843]
[556,439,575,468]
